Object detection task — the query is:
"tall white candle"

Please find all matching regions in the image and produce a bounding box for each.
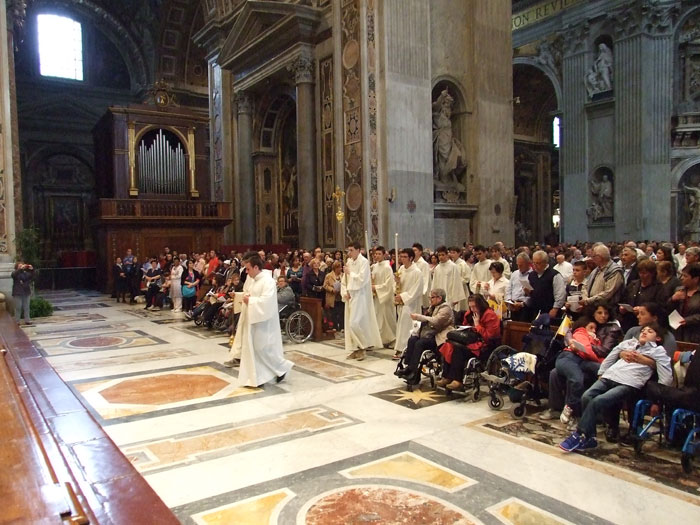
[394,232,399,272]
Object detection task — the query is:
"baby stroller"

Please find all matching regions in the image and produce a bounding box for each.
[484,313,565,418]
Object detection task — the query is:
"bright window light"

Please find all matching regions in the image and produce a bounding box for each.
[552,116,560,148]
[37,14,83,81]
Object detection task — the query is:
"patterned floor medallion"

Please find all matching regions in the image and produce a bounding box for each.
[302,485,479,525]
[35,330,168,356]
[371,386,453,409]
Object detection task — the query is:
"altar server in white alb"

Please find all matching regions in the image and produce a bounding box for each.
[412,243,432,308]
[342,242,383,360]
[431,246,466,309]
[228,252,293,387]
[371,246,396,347]
[393,248,424,357]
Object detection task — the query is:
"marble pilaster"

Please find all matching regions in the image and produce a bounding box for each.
[0,1,17,303]
[234,91,256,244]
[209,62,234,243]
[470,0,514,246]
[378,0,434,249]
[560,23,589,242]
[288,51,318,248]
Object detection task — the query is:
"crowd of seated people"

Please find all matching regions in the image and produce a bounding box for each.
[109,239,699,456]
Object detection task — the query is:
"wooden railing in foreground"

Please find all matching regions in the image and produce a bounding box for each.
[0,312,179,524]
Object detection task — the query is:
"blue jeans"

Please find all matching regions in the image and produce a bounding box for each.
[550,351,600,416]
[578,378,638,437]
[14,294,30,323]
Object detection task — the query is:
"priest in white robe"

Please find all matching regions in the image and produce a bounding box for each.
[394,248,424,356]
[432,246,466,309]
[342,242,383,360]
[371,246,396,347]
[412,243,432,308]
[226,252,293,387]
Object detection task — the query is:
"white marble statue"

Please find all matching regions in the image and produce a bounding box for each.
[683,183,700,231]
[432,89,466,199]
[584,43,613,99]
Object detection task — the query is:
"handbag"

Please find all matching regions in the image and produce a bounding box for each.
[446,328,480,346]
[182,284,196,298]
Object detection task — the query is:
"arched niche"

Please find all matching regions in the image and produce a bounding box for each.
[587,165,614,224]
[431,78,468,204]
[677,162,700,239]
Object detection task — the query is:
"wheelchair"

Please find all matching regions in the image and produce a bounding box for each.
[279,303,314,344]
[631,400,700,474]
[394,342,442,392]
[442,330,500,403]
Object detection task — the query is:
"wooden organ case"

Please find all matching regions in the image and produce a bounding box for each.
[94,104,231,291]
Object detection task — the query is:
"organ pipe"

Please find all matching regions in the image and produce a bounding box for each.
[136,129,186,195]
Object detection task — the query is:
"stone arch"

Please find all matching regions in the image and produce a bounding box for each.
[512,62,560,243]
[512,57,562,109]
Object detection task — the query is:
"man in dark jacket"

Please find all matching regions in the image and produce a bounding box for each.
[12,261,34,325]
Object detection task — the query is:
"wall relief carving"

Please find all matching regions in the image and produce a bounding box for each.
[588,167,614,223]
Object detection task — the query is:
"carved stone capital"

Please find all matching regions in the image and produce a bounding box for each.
[6,0,27,32]
[234,91,254,115]
[288,53,315,84]
[561,22,590,56]
[611,0,679,38]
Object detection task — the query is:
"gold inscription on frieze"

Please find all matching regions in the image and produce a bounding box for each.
[512,0,586,31]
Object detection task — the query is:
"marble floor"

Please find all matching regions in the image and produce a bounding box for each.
[22,290,700,524]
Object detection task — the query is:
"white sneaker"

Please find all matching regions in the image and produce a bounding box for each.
[566,418,578,432]
[538,409,561,421]
[560,405,574,425]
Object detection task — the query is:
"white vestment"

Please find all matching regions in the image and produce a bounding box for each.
[342,254,383,351]
[231,272,293,387]
[394,263,423,353]
[413,256,432,308]
[432,259,466,308]
[454,257,471,310]
[469,259,493,297]
[372,260,396,345]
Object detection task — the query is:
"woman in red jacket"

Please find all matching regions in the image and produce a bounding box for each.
[440,294,501,390]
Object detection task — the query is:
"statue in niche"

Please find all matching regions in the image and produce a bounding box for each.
[432,88,467,203]
[584,43,613,99]
[588,171,614,222]
[683,179,700,233]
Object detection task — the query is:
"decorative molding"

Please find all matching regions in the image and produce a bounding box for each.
[341,0,363,244]
[320,56,336,246]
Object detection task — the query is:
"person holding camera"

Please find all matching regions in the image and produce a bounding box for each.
[12,261,34,325]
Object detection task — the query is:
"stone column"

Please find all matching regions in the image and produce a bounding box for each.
[235,91,256,244]
[560,22,589,242]
[0,1,18,302]
[288,51,318,248]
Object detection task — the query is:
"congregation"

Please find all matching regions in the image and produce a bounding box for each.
[109,238,699,456]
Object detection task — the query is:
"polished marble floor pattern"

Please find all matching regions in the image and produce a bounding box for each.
[26,291,700,524]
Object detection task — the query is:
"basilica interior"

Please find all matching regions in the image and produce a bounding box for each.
[1,1,700,524]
